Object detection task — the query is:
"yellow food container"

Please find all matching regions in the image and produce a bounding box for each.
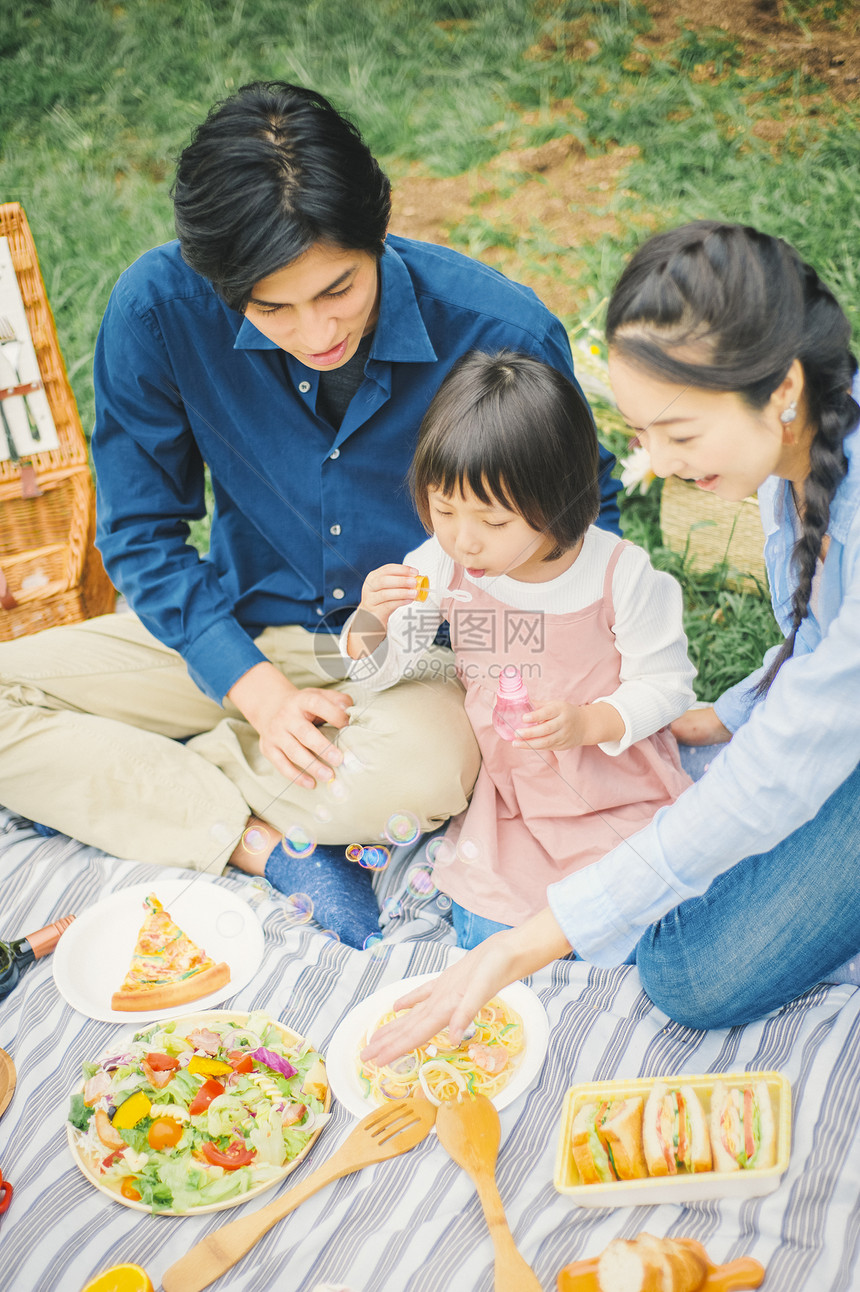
[554,1069,791,1207]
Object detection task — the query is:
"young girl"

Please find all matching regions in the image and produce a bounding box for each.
[344,350,695,947]
[362,220,860,1069]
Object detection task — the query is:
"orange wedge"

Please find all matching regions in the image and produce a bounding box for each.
[81,1265,154,1292]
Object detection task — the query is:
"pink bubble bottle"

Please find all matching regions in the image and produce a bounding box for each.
[492,664,533,742]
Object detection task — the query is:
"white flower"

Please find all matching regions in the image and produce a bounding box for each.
[620,445,656,495]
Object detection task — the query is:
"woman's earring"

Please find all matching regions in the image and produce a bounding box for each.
[780,401,798,425]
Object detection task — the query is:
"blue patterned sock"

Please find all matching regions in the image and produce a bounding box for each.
[264,841,380,949]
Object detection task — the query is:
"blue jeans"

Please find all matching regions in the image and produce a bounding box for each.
[636,758,860,1029]
[451,901,512,950]
[264,841,380,950]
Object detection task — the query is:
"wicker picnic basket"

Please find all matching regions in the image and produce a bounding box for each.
[659,475,768,591]
[0,202,115,639]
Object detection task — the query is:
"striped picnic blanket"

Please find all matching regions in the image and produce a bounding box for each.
[1,808,859,1292]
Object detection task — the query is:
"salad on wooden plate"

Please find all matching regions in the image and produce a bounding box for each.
[66,1010,330,1214]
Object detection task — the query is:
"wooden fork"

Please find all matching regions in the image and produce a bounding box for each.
[161,1096,437,1292]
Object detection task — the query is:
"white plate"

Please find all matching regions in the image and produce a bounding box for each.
[66,1010,330,1214]
[326,972,549,1119]
[53,880,264,1023]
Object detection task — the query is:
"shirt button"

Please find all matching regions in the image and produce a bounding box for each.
[332,588,345,600]
[298,381,311,393]
[329,524,341,536]
[329,448,340,459]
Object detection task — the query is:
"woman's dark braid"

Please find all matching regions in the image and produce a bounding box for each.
[755,265,858,695]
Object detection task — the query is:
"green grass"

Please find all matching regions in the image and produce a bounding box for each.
[2,0,856,697]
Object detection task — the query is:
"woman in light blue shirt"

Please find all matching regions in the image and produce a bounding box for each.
[363,220,860,1062]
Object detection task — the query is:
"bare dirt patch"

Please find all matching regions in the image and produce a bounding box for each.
[390,137,646,317]
[388,1,858,317]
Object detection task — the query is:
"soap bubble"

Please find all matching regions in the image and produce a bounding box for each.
[282,826,316,859]
[407,865,437,900]
[381,897,402,921]
[327,778,347,801]
[362,932,384,952]
[345,844,365,863]
[215,909,245,937]
[457,837,481,865]
[428,836,456,869]
[436,894,452,913]
[282,893,314,924]
[388,1053,419,1076]
[241,826,269,854]
[314,805,333,823]
[360,845,391,872]
[319,929,341,944]
[209,821,234,846]
[384,810,421,847]
[341,749,367,775]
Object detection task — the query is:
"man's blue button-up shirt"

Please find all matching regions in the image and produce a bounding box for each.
[93,235,620,702]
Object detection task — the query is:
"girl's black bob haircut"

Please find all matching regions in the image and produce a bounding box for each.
[172,81,391,311]
[411,350,599,559]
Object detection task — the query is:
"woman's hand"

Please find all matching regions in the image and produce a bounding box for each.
[514,700,625,750]
[345,564,420,659]
[671,705,732,747]
[227,662,352,789]
[360,909,572,1066]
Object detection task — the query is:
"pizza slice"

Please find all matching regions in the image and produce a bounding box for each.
[111,893,231,1012]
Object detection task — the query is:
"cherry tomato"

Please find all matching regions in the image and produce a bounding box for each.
[200,1140,256,1170]
[227,1050,254,1074]
[147,1117,183,1150]
[188,1078,225,1116]
[120,1178,142,1201]
[145,1052,180,1072]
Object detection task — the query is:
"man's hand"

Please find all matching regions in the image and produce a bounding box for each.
[671,705,731,747]
[227,662,352,789]
[513,699,625,750]
[345,563,421,659]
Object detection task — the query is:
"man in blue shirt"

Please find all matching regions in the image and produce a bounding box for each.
[0,82,620,945]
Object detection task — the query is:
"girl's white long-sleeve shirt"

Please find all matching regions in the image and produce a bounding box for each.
[340,525,696,756]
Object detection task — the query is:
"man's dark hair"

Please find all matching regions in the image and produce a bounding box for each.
[172,81,391,310]
[411,350,600,560]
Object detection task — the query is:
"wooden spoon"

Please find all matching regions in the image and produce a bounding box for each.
[161,1095,437,1292]
[435,1094,542,1292]
[0,1048,15,1119]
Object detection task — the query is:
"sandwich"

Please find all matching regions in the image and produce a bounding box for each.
[597,1233,707,1292]
[643,1083,712,1176]
[709,1079,776,1171]
[571,1096,648,1183]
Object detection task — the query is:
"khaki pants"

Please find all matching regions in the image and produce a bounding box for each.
[0,613,480,871]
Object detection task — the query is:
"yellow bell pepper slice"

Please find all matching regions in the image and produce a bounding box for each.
[112,1090,152,1129]
[187,1055,233,1077]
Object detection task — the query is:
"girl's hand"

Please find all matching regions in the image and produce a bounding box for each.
[514,700,625,750]
[671,705,732,747]
[360,909,572,1066]
[345,564,419,659]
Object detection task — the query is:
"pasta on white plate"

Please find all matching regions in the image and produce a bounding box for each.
[358,997,525,1106]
